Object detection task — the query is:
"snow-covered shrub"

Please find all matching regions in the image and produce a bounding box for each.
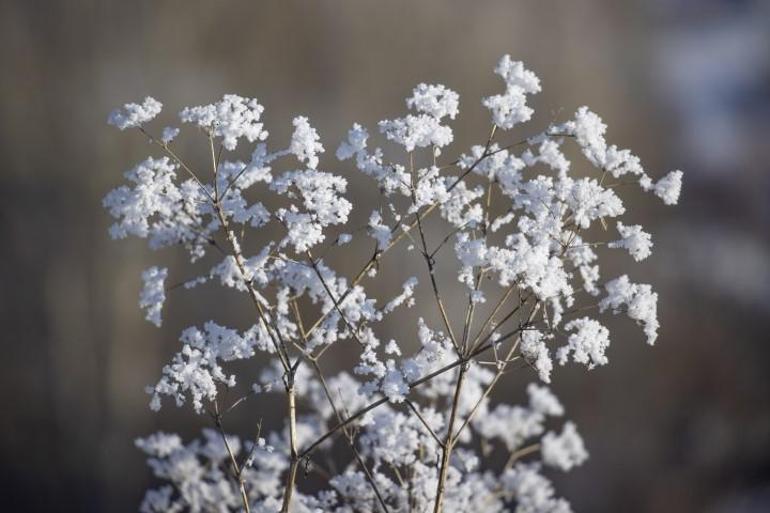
[105,54,682,513]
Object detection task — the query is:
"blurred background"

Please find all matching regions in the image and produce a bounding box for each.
[1,0,769,511]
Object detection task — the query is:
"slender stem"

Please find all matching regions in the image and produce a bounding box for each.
[468,292,529,355]
[415,204,460,353]
[202,134,298,511]
[309,359,391,513]
[292,303,391,513]
[429,302,541,512]
[406,400,445,449]
[304,251,378,340]
[503,443,541,471]
[239,418,264,470]
[213,186,290,372]
[138,127,215,202]
[428,222,469,260]
[443,124,497,189]
[472,284,517,350]
[432,364,467,513]
[452,302,541,444]
[280,381,299,513]
[212,401,251,513]
[306,251,366,349]
[460,270,485,355]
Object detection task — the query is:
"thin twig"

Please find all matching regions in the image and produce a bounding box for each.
[405,400,445,449]
[503,443,542,471]
[304,125,506,342]
[298,320,531,460]
[452,302,541,445]
[138,127,215,202]
[212,401,251,513]
[293,301,391,512]
[306,250,367,349]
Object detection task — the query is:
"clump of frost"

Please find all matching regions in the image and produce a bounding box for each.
[609,222,653,261]
[557,317,611,369]
[160,126,179,144]
[541,422,589,471]
[483,55,541,130]
[379,83,459,151]
[288,116,324,169]
[108,97,162,130]
[139,266,167,327]
[180,94,268,150]
[643,169,683,205]
[600,275,660,345]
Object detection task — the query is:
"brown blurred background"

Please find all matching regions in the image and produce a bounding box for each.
[1,1,769,512]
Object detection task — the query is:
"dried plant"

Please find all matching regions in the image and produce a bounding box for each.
[104,55,682,513]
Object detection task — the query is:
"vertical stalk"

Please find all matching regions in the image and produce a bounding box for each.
[451,302,541,445]
[281,379,299,513]
[432,363,467,513]
[204,133,299,512]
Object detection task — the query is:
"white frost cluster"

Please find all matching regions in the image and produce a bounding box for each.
[382,276,418,313]
[337,123,411,195]
[105,54,681,513]
[368,210,392,250]
[180,94,268,150]
[472,383,567,453]
[136,429,275,513]
[542,422,589,471]
[560,107,683,207]
[272,167,351,253]
[139,266,167,327]
[288,115,324,169]
[557,318,611,369]
[483,55,541,130]
[609,222,653,261]
[103,156,218,261]
[643,169,683,205]
[149,322,266,412]
[407,83,460,119]
[160,126,179,144]
[502,463,573,513]
[520,330,554,382]
[379,83,459,152]
[108,96,162,130]
[600,275,659,345]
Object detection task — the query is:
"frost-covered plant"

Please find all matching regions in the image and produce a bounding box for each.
[105,55,682,513]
